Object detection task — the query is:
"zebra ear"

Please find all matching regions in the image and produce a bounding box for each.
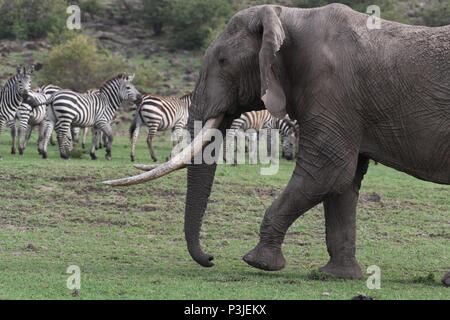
[27,65,35,75]
[128,74,135,82]
[16,65,22,74]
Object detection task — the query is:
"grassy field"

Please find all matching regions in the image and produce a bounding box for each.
[0,130,449,300]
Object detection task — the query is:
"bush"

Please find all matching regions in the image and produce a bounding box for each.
[38,35,160,92]
[0,0,68,40]
[421,1,450,27]
[142,0,171,36]
[167,0,232,49]
[78,0,103,17]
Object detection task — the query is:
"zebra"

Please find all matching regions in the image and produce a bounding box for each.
[42,74,141,160]
[129,92,192,162]
[267,116,299,161]
[224,110,298,162]
[0,66,33,159]
[15,84,61,155]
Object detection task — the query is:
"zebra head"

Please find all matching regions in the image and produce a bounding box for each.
[118,74,142,105]
[14,65,33,99]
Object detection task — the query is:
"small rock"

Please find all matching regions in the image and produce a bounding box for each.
[364,193,382,203]
[25,243,38,252]
[71,289,80,297]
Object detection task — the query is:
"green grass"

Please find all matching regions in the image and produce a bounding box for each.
[0,130,449,300]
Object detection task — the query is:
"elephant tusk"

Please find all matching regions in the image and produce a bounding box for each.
[133,164,160,172]
[103,115,224,187]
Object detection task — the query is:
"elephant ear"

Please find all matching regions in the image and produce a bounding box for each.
[256,6,287,119]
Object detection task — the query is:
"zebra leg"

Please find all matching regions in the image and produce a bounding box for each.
[146,130,158,162]
[18,124,30,155]
[40,120,52,158]
[100,124,114,161]
[0,118,5,159]
[102,131,107,149]
[81,127,88,149]
[40,119,55,159]
[95,130,104,150]
[9,120,17,155]
[35,124,44,155]
[71,127,80,147]
[169,126,185,161]
[90,129,99,160]
[130,122,141,162]
[55,121,72,160]
[49,133,56,146]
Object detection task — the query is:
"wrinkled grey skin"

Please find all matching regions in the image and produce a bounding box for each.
[184,4,449,282]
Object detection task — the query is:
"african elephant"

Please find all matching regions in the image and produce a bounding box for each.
[105,4,450,285]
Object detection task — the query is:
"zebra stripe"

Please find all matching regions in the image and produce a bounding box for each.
[130,92,192,162]
[225,110,299,161]
[43,74,141,160]
[0,67,32,157]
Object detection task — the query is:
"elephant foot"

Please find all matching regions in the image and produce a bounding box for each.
[319,259,362,280]
[243,244,285,271]
[90,153,97,160]
[442,272,450,287]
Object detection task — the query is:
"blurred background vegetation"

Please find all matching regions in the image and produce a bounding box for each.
[0,0,448,96]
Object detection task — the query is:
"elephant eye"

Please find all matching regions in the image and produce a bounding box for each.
[218,58,226,66]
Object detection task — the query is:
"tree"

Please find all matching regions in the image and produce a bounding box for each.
[167,0,232,49]
[142,0,171,36]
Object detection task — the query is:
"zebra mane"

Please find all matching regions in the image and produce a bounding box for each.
[180,92,193,100]
[99,74,129,91]
[1,73,20,94]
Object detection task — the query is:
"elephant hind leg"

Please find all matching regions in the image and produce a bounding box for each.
[319,156,370,280]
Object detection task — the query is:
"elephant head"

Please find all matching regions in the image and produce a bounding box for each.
[105,5,291,267]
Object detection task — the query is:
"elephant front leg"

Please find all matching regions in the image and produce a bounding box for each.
[243,170,325,271]
[320,156,369,279]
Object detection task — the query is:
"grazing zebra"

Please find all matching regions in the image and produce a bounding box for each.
[0,66,33,159]
[129,92,192,162]
[43,74,141,160]
[225,110,298,162]
[15,84,61,155]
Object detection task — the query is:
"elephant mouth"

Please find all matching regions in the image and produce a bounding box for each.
[103,115,225,186]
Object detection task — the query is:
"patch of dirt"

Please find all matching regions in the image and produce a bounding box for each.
[51,176,96,182]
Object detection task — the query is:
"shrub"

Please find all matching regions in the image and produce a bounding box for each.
[167,0,232,49]
[142,0,171,36]
[78,0,103,17]
[38,35,160,92]
[421,1,450,27]
[0,0,68,40]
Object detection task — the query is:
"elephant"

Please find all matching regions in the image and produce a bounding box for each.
[105,4,450,284]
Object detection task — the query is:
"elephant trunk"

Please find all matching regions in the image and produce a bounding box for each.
[185,162,217,267]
